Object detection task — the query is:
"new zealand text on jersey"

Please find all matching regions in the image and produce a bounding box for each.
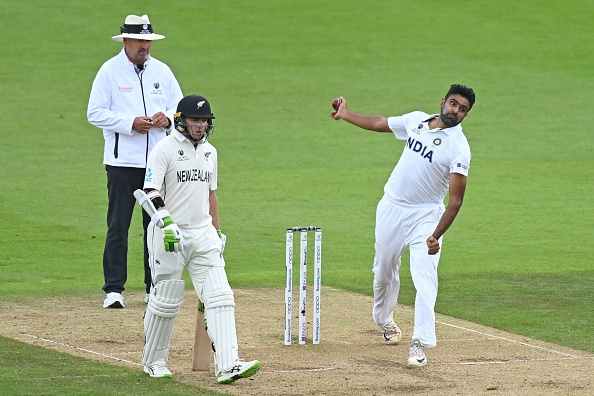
[177,169,212,183]
[406,137,434,163]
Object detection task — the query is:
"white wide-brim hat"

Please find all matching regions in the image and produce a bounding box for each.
[111,14,165,42]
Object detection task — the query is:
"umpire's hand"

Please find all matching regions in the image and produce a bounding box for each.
[133,116,154,134]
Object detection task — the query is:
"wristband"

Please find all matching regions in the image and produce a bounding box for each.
[151,209,171,226]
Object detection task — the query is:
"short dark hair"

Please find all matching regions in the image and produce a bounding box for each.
[445,84,475,110]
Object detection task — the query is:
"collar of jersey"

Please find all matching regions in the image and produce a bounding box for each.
[423,114,462,135]
[171,129,189,142]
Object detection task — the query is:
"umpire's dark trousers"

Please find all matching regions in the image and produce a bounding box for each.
[103,165,151,294]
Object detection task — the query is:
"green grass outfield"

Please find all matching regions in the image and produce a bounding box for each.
[1,0,593,394]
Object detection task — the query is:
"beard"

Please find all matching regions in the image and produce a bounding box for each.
[439,110,461,128]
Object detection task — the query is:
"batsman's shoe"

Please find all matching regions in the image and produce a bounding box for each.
[407,339,427,368]
[380,320,402,344]
[217,360,261,384]
[103,292,124,309]
[144,359,172,378]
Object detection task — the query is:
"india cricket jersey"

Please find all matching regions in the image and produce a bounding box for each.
[386,111,471,205]
[144,130,218,229]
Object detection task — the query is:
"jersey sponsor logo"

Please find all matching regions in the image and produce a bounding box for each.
[456,162,469,170]
[153,82,160,89]
[205,152,211,160]
[176,169,212,183]
[145,168,153,182]
[406,137,434,163]
[119,86,133,93]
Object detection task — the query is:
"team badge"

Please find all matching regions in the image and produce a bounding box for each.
[418,123,423,130]
[432,138,442,146]
[153,82,160,89]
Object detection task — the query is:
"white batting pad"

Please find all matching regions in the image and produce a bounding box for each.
[142,279,185,366]
[202,267,238,372]
[207,306,238,374]
[133,189,170,228]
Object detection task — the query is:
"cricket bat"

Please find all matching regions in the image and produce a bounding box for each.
[192,300,211,371]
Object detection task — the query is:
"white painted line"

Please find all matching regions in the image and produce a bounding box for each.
[21,333,337,375]
[21,334,142,366]
[448,356,594,365]
[263,367,337,374]
[436,321,582,358]
[6,373,132,381]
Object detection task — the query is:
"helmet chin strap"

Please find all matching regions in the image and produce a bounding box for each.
[175,117,214,146]
[182,130,206,146]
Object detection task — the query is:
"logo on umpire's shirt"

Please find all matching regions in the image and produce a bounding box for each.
[151,82,163,95]
[432,138,442,146]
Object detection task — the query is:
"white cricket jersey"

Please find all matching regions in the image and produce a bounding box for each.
[385,111,471,205]
[143,130,218,229]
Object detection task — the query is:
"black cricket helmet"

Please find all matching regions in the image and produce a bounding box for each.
[174,94,215,143]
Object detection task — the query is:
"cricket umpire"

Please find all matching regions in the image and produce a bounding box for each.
[87,14,183,308]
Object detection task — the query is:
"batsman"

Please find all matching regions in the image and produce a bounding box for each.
[135,94,261,384]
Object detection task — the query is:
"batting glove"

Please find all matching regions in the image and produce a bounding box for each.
[163,218,183,253]
[217,230,226,253]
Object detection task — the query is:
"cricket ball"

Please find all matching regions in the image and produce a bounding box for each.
[332,98,340,110]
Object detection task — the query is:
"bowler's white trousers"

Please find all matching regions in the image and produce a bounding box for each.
[372,194,444,348]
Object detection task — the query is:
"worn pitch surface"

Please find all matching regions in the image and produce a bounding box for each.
[1,288,592,395]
